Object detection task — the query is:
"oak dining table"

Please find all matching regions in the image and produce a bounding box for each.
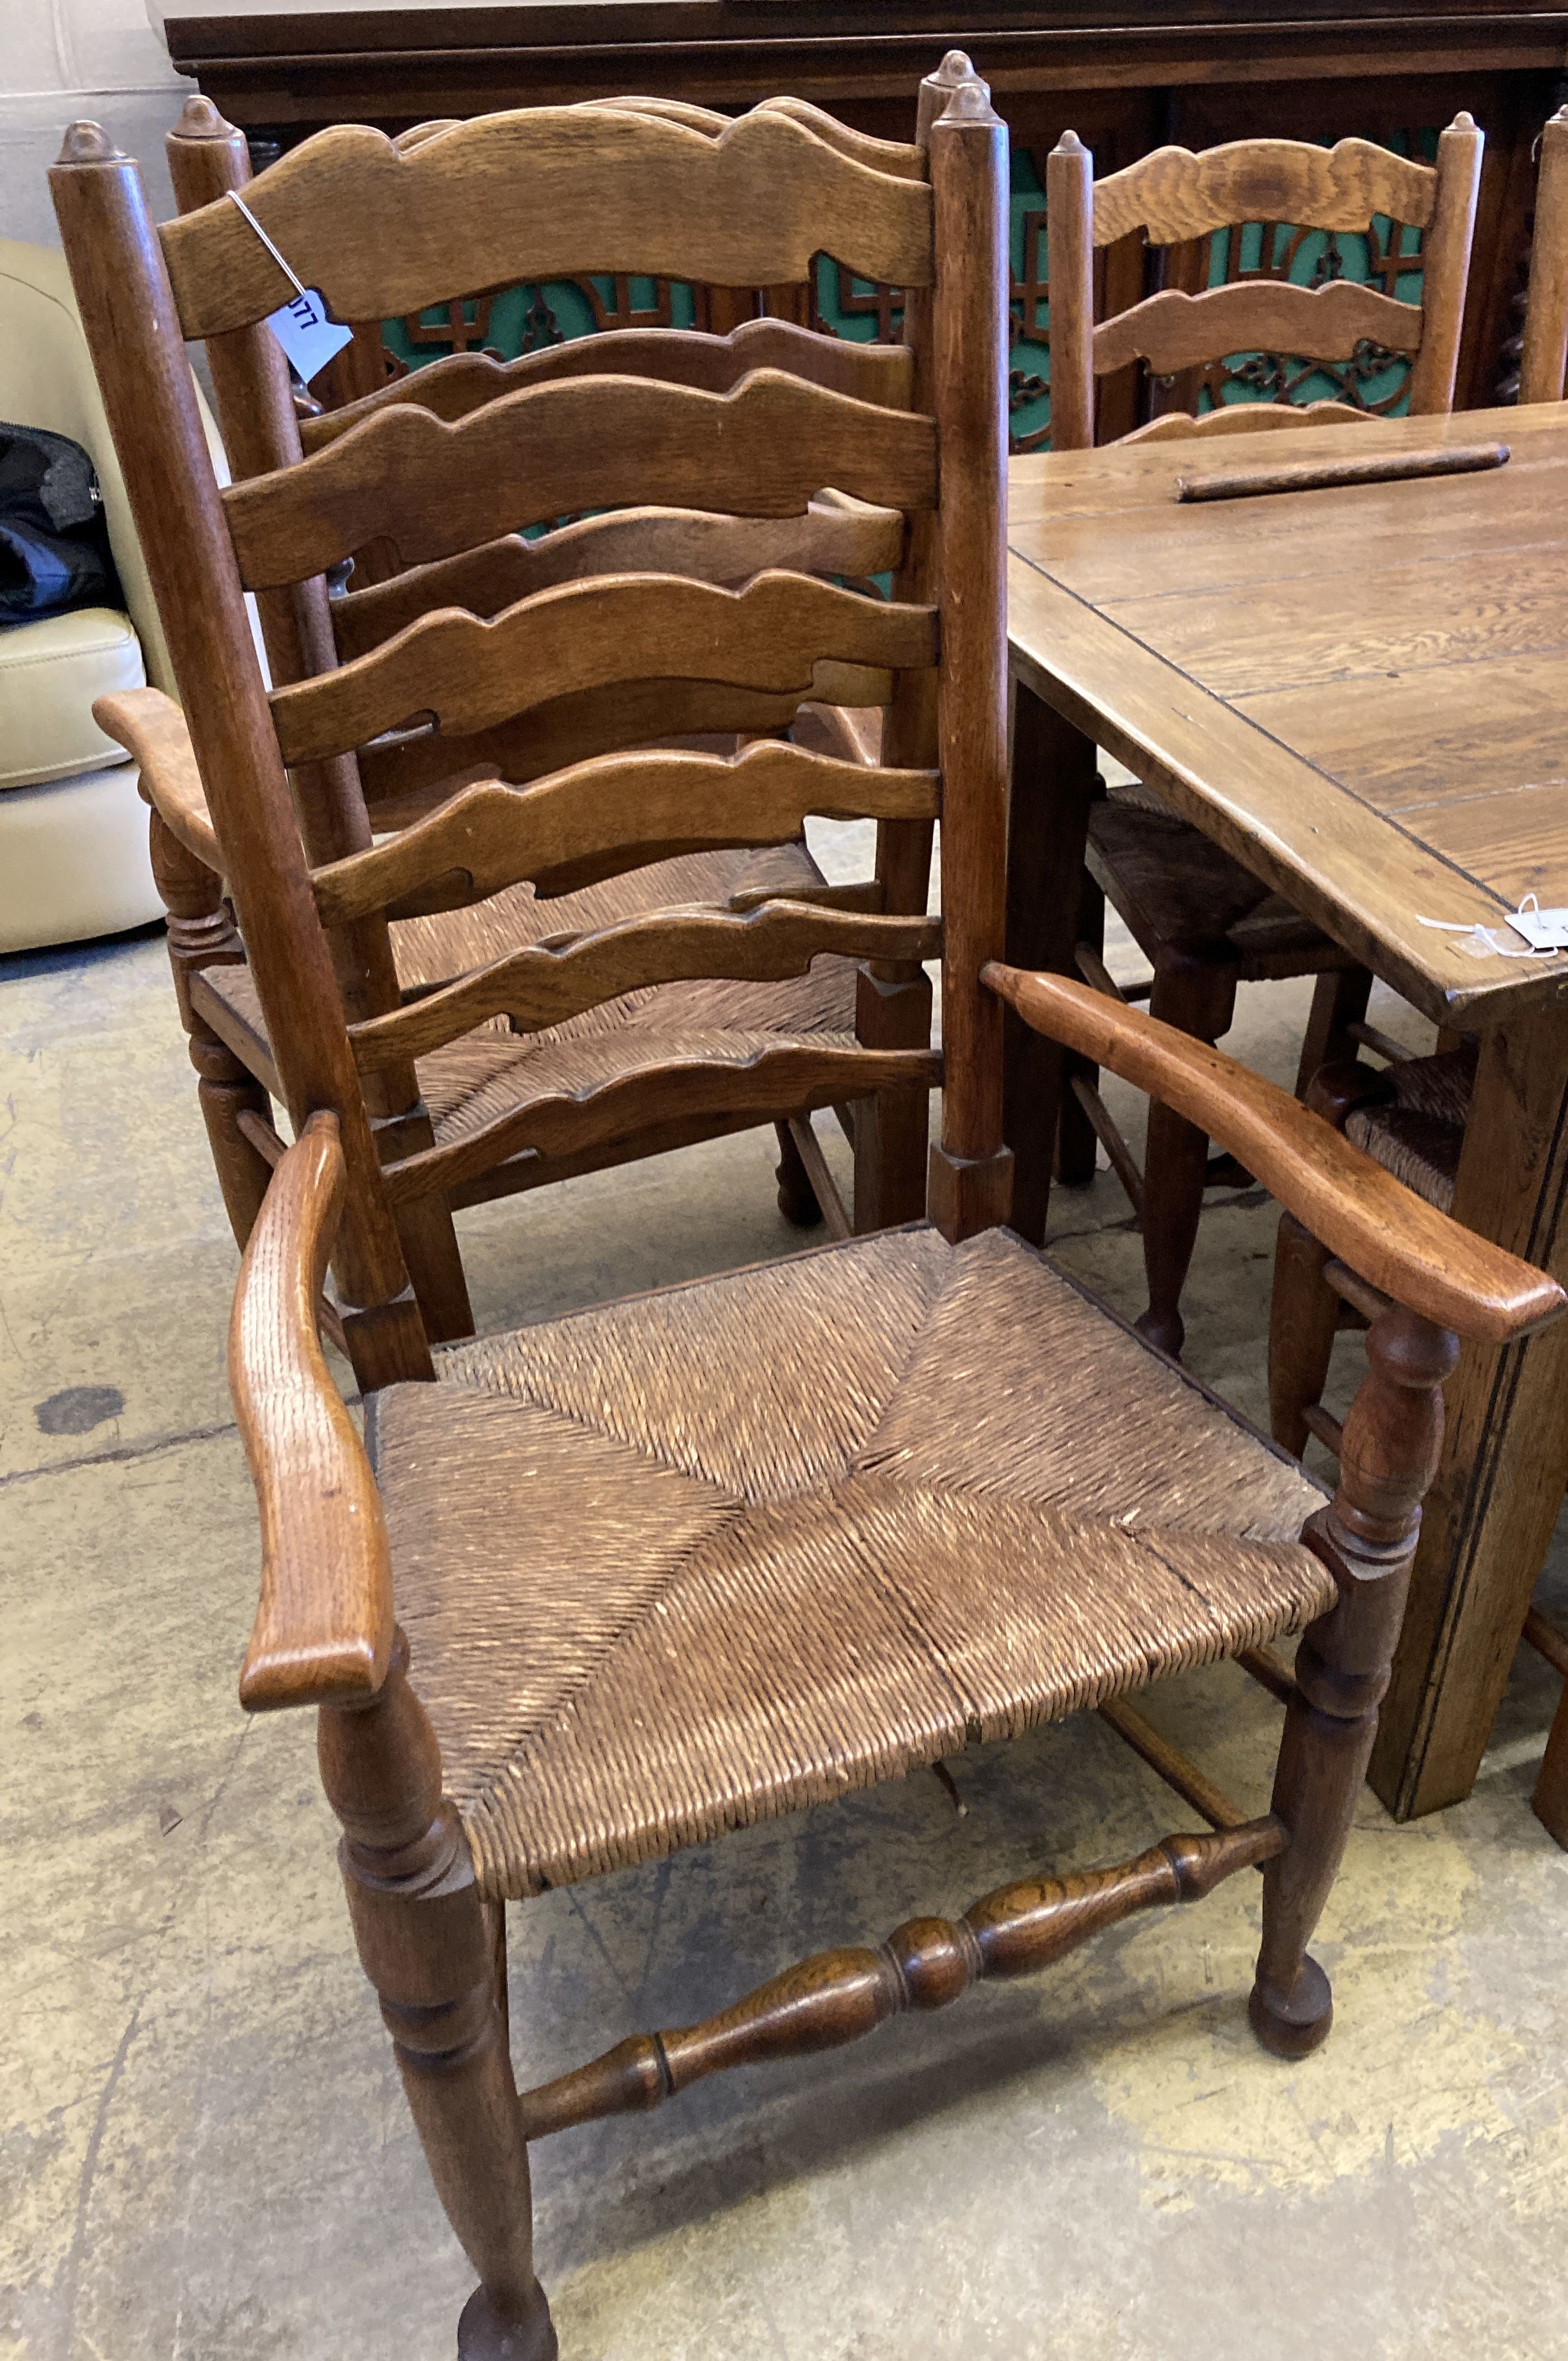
[1003,399,1568,1822]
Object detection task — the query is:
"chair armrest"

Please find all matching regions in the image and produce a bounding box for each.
[92,686,222,874]
[984,963,1566,1346]
[229,1111,396,1711]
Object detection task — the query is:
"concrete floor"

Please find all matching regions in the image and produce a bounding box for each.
[5,846,1568,2361]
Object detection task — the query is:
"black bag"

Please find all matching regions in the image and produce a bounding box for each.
[0,422,123,625]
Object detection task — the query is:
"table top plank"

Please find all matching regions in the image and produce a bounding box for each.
[1006,401,1568,1027]
[1093,548,1568,703]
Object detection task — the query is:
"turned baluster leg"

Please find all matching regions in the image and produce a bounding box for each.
[1251,1307,1457,2060]
[147,805,278,1250]
[319,1636,554,2361]
[1137,943,1239,1359]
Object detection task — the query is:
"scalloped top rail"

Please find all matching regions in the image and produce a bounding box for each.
[158,106,936,340]
[1092,136,1438,250]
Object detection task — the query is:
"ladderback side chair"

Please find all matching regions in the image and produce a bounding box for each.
[53,81,1564,2359]
[1270,105,1568,1851]
[131,88,944,1352]
[1006,119,1482,1358]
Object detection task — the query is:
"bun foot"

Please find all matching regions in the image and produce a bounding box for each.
[458,2284,558,2361]
[1134,1306,1185,1360]
[1248,1956,1333,2060]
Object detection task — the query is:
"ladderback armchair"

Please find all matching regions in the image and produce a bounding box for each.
[53,73,1560,2359]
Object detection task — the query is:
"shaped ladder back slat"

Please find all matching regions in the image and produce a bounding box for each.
[313,743,941,924]
[270,572,937,766]
[225,372,936,589]
[349,901,944,1071]
[1091,135,1439,249]
[1093,277,1423,379]
[330,501,908,663]
[299,316,916,453]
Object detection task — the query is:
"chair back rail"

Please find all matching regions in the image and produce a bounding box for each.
[379,1041,944,1209]
[350,902,944,1073]
[158,109,935,339]
[54,71,1010,1387]
[225,372,938,588]
[269,572,937,766]
[1521,106,1568,405]
[330,502,907,661]
[299,317,915,452]
[1047,115,1482,448]
[313,742,941,926]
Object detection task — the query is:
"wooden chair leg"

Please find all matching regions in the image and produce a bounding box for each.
[1137,945,1239,1359]
[1294,966,1373,1098]
[851,965,934,1232]
[1056,868,1104,1186]
[369,1106,474,1346]
[1531,1676,1568,1847]
[1269,1211,1341,1457]
[319,1636,555,2361]
[145,804,277,1250]
[774,1117,824,1227]
[1251,1307,1456,2058]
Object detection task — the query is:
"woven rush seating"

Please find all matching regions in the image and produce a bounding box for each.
[1088,784,1356,977]
[1341,1040,1477,1214]
[201,840,857,1157]
[369,1222,1332,1897]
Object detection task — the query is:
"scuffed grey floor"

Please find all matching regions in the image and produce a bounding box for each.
[5,860,1568,2361]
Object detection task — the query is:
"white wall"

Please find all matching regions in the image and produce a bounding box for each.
[1,0,186,247]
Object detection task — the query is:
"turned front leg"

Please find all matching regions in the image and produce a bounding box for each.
[1251,1306,1457,2059]
[319,1637,555,2361]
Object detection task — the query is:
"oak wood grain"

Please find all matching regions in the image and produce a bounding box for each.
[1119,399,1380,445]
[1094,278,1422,380]
[227,370,937,588]
[273,572,937,765]
[1091,135,1438,248]
[1173,441,1506,501]
[159,106,934,338]
[94,686,222,873]
[332,500,907,662]
[229,1113,396,1710]
[350,901,941,1070]
[985,963,1566,1342]
[314,742,939,924]
[380,1041,943,1205]
[299,315,915,454]
[1521,108,1568,406]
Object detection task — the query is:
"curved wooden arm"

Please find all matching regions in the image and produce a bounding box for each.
[983,964,1566,1346]
[93,687,222,874]
[229,1112,396,1710]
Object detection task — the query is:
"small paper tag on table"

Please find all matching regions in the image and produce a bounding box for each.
[266,289,353,386]
[1506,905,1568,951]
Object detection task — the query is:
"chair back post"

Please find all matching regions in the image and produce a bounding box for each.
[926,80,1014,1243]
[1406,112,1483,415]
[163,93,467,1346]
[48,123,431,1391]
[1045,131,1096,452]
[1521,106,1568,404]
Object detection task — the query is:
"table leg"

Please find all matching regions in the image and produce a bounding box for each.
[1002,673,1099,1246]
[1370,999,1568,1818]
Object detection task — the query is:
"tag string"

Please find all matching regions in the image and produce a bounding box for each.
[1417,891,1563,962]
[224,189,309,300]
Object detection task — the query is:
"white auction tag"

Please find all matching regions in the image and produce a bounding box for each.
[265,287,353,385]
[1506,903,1568,950]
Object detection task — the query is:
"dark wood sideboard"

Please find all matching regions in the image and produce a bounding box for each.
[162,2,1568,431]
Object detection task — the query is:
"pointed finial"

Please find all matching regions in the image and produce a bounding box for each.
[934,50,975,84]
[1054,129,1087,155]
[938,80,1002,127]
[54,120,124,166]
[1451,111,1477,130]
[170,93,240,143]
